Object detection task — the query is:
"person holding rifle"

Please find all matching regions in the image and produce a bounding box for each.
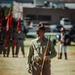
[27,23,57,75]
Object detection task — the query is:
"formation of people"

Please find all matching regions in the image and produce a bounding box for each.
[0,11,26,57]
[0,25,25,57]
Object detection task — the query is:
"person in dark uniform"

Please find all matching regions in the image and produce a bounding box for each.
[15,27,25,57]
[27,23,57,75]
[0,26,5,56]
[58,26,67,60]
[7,28,15,57]
[4,29,10,57]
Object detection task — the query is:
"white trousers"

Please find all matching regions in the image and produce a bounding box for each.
[59,44,66,53]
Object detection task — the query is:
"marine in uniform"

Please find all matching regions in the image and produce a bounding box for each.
[27,23,57,75]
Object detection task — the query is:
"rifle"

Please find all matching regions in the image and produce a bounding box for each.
[40,36,50,75]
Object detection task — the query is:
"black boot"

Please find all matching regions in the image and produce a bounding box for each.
[58,53,62,59]
[64,53,67,60]
[7,55,9,57]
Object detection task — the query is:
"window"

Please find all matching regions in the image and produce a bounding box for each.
[25,15,51,21]
[25,15,36,20]
[38,15,51,21]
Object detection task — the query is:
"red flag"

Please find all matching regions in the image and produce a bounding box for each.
[9,15,12,27]
[6,12,12,27]
[16,18,21,28]
[6,12,13,31]
[6,18,9,31]
[0,13,2,26]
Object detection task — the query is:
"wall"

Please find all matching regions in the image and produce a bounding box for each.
[23,7,75,24]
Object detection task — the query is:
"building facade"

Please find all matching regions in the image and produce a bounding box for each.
[23,7,75,24]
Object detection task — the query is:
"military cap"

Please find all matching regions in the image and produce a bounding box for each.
[36,23,45,31]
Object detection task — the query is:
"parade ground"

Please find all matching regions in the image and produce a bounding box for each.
[0,37,75,75]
